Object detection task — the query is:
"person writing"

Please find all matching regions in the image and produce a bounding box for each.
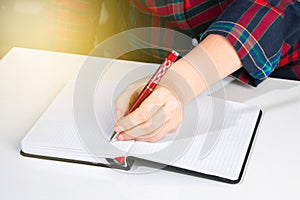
[112,0,300,142]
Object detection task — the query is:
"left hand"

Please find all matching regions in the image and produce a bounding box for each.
[114,79,183,142]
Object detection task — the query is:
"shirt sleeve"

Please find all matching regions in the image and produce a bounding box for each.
[43,0,103,55]
[200,0,299,86]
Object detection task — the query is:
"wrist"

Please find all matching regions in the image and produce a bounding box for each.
[199,34,241,77]
[160,45,220,103]
[160,34,242,104]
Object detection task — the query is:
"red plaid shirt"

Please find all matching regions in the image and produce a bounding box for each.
[44,0,102,55]
[125,0,300,86]
[45,0,300,86]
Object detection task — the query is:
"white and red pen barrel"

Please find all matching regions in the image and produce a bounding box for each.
[114,50,179,164]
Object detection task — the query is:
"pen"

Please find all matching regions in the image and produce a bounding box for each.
[110,50,179,141]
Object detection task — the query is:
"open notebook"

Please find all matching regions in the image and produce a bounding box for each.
[21,81,262,184]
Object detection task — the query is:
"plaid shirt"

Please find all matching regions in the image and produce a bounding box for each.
[119,0,298,86]
[45,0,299,86]
[44,0,102,55]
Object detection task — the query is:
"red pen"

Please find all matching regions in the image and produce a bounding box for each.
[109,50,179,142]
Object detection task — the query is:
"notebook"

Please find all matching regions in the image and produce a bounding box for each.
[20,80,262,184]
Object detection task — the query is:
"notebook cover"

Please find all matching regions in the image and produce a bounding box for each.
[20,150,133,171]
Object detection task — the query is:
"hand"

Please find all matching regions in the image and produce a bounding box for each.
[113,34,242,143]
[114,78,183,142]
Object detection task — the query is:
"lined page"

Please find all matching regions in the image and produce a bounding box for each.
[21,82,134,163]
[129,96,260,180]
[21,79,260,180]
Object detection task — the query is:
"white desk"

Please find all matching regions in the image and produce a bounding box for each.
[1,47,300,200]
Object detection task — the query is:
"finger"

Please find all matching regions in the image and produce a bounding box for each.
[118,106,168,140]
[134,122,172,143]
[114,88,138,121]
[117,122,167,141]
[114,78,149,119]
[114,109,123,122]
[114,88,167,133]
[134,112,183,142]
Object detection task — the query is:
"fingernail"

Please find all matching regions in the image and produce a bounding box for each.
[114,125,123,133]
[117,134,124,141]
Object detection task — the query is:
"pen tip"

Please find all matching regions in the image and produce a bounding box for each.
[109,131,118,142]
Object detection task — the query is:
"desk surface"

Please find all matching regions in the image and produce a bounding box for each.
[1,48,300,200]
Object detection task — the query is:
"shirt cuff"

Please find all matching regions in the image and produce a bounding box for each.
[200,1,286,86]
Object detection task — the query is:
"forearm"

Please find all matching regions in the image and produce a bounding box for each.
[199,34,242,82]
[168,34,242,99]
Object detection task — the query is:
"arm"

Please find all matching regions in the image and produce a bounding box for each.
[114,34,241,142]
[114,0,299,142]
[201,0,299,86]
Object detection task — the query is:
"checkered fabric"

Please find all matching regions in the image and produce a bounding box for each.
[45,0,299,86]
[44,0,103,55]
[126,0,300,86]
